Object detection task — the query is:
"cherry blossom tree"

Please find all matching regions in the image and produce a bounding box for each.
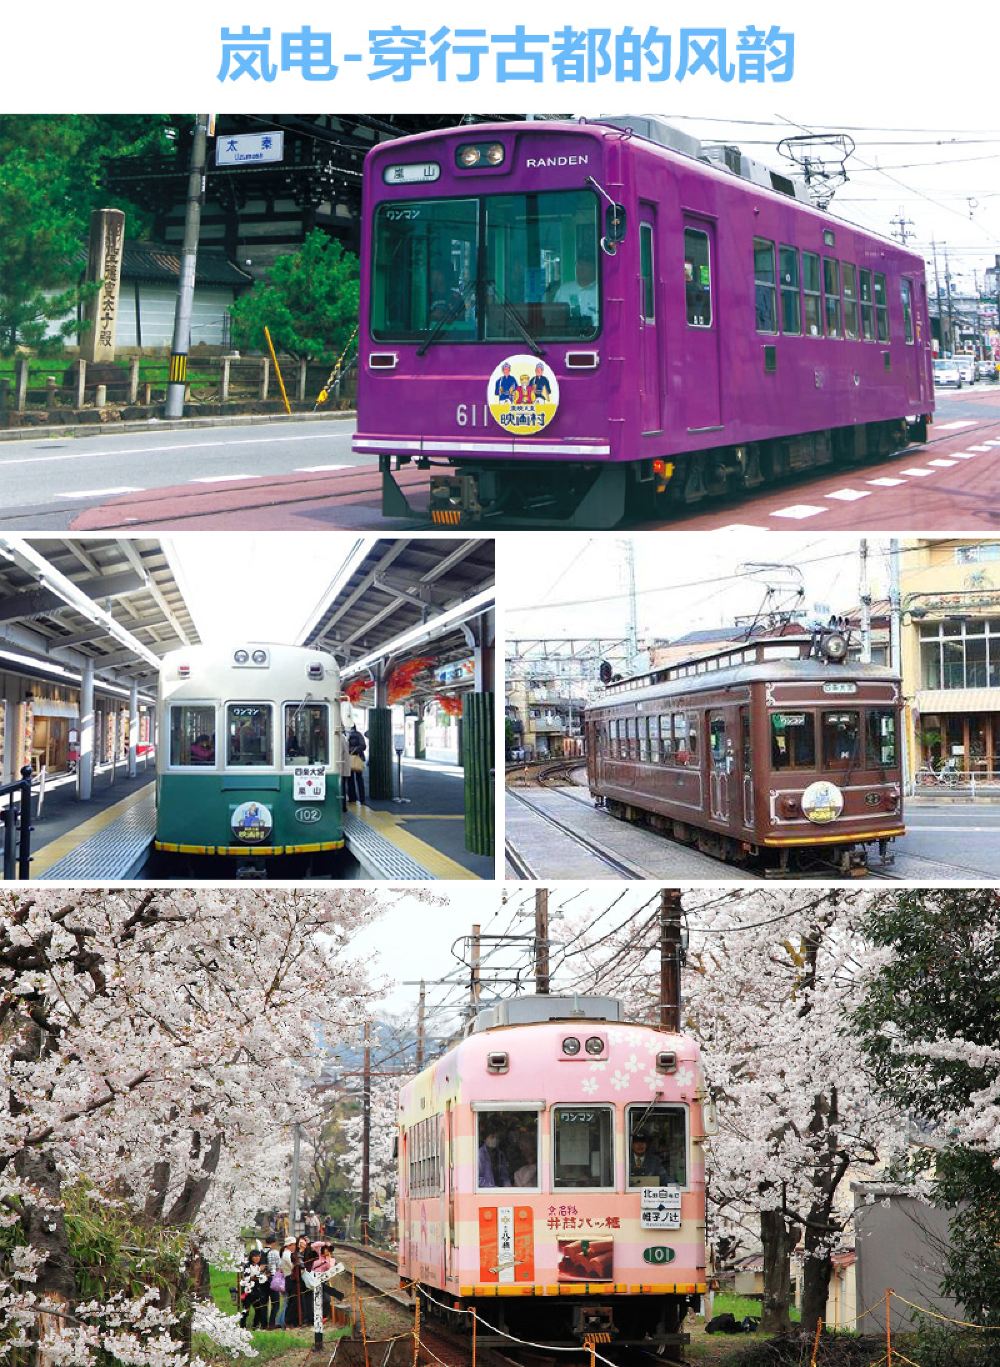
[0,887,420,1365]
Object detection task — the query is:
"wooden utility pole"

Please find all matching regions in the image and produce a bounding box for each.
[361,1019,371,1244]
[416,980,426,1068]
[471,923,482,1015]
[535,888,550,994]
[659,888,683,1032]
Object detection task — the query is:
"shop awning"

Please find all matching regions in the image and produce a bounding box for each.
[915,689,1000,714]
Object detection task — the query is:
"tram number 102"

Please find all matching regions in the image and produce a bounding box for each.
[456,403,491,428]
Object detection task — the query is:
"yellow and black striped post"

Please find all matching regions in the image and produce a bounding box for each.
[164,115,208,419]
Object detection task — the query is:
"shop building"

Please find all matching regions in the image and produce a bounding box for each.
[900,539,1000,776]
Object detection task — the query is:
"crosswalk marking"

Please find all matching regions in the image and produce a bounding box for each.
[63,486,142,498]
[928,458,958,467]
[867,477,906,486]
[189,475,256,483]
[936,420,977,430]
[295,463,350,472]
[770,504,827,519]
[900,467,935,477]
[825,488,871,501]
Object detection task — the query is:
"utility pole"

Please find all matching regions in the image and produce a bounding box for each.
[535,888,550,995]
[416,981,426,1069]
[288,1122,301,1237]
[361,1019,371,1246]
[931,240,944,352]
[470,923,481,1016]
[622,540,640,676]
[659,888,683,1033]
[889,539,910,790]
[859,539,872,664]
[165,115,209,418]
[889,211,914,246]
[944,245,956,350]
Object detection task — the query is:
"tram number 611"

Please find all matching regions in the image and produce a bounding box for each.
[456,403,491,428]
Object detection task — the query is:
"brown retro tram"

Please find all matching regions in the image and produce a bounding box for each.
[584,626,904,872]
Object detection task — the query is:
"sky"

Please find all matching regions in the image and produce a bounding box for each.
[164,533,365,645]
[502,532,891,655]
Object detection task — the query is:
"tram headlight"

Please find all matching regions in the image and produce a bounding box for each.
[458,145,481,167]
[251,649,268,665]
[456,141,505,169]
[485,142,505,165]
[562,1036,581,1056]
[234,649,249,664]
[585,1036,605,1056]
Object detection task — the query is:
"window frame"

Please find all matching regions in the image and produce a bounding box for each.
[626,1103,690,1191]
[684,227,713,328]
[640,221,655,322]
[866,709,899,769]
[821,709,862,769]
[770,711,818,771]
[473,1103,543,1195]
[901,278,914,344]
[859,268,875,341]
[802,251,822,336]
[753,237,778,335]
[874,272,890,341]
[823,257,842,338]
[842,262,859,340]
[778,243,801,336]
[282,700,331,768]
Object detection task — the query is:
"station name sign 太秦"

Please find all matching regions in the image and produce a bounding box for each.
[216,130,285,166]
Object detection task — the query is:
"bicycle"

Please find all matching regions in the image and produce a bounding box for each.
[914,760,960,788]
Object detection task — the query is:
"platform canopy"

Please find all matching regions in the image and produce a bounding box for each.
[0,537,199,689]
[299,537,495,696]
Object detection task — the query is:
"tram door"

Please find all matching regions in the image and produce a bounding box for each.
[639,203,663,433]
[681,217,722,431]
[445,1103,455,1282]
[709,712,731,822]
[740,706,754,830]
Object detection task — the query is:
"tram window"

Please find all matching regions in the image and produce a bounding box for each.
[410,1116,444,1198]
[227,703,273,766]
[372,198,479,343]
[627,1105,687,1188]
[842,263,859,340]
[709,717,726,763]
[284,702,329,765]
[867,710,898,767]
[649,716,661,763]
[753,238,778,334]
[770,713,816,770]
[170,704,216,767]
[553,1107,613,1189]
[639,716,650,763]
[822,711,860,767]
[779,245,801,335]
[686,713,700,762]
[684,228,712,327]
[874,273,890,341]
[477,1110,539,1190]
[823,258,842,337]
[660,715,674,763]
[640,223,655,322]
[901,279,914,344]
[802,252,822,336]
[486,189,601,341]
[671,712,688,764]
[859,269,875,340]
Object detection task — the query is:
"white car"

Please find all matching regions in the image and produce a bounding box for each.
[977,357,998,381]
[933,358,962,388]
[953,354,977,384]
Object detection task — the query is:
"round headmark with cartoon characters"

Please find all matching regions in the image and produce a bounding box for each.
[231,800,273,844]
[487,355,560,436]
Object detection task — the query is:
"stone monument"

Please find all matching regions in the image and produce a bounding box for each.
[81,208,125,364]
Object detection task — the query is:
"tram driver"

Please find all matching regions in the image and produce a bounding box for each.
[478,1126,512,1187]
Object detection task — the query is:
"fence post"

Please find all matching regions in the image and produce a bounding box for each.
[809,1317,823,1367]
[885,1287,893,1367]
[15,355,29,412]
[129,355,140,403]
[46,376,57,410]
[412,1292,419,1367]
[17,765,32,880]
[95,383,107,408]
[259,356,270,400]
[75,357,87,408]
[143,382,152,405]
[2,800,14,880]
[298,358,308,402]
[0,377,9,419]
[220,356,231,402]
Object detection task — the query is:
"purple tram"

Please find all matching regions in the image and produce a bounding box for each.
[354,117,934,528]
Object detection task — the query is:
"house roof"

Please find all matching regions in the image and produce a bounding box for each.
[78,241,253,288]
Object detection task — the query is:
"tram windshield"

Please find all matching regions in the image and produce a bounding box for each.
[227,703,273,766]
[867,709,898,767]
[170,704,216,766]
[284,703,329,765]
[821,710,861,767]
[371,189,600,343]
[627,1105,687,1188]
[553,1106,613,1188]
[770,712,816,769]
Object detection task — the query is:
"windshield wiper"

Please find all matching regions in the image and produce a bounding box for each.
[416,278,477,356]
[486,279,546,357]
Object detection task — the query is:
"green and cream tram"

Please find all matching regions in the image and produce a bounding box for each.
[154,643,346,866]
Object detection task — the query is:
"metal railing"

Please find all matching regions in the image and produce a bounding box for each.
[0,766,33,880]
[911,766,1000,796]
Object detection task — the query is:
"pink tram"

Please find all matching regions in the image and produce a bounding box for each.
[355,115,934,527]
[396,995,709,1353]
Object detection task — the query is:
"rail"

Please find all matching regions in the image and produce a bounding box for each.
[0,766,33,880]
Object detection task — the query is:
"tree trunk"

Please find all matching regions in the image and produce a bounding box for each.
[800,1228,834,1337]
[760,1207,794,1333]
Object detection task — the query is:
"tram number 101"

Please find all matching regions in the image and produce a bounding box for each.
[456,403,491,428]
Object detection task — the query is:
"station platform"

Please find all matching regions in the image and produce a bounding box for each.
[32,778,157,881]
[350,757,492,880]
